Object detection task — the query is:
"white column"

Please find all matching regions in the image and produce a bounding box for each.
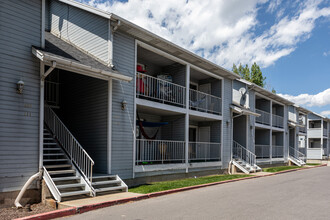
[39,64,45,170]
[270,100,272,162]
[185,65,190,173]
[107,79,112,174]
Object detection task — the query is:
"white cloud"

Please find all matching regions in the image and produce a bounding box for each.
[278,88,330,107]
[80,0,330,69]
[324,51,330,56]
[321,110,330,117]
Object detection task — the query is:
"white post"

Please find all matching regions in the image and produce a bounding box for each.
[270,100,272,163]
[107,79,112,174]
[185,65,190,173]
[39,64,45,170]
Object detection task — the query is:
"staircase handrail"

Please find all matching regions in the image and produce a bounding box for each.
[289,146,306,162]
[44,107,94,185]
[233,141,256,166]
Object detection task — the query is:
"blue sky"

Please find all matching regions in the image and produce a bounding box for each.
[79,0,330,116]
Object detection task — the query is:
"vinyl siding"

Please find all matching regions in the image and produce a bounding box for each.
[49,0,109,64]
[58,71,108,174]
[111,31,135,179]
[0,0,41,192]
[222,78,232,168]
[248,90,255,152]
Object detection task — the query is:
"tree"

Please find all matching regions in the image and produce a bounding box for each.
[272,88,276,94]
[232,62,266,88]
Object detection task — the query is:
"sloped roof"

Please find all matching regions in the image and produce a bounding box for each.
[32,32,131,81]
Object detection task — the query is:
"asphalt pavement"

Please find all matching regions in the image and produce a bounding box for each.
[63,166,330,220]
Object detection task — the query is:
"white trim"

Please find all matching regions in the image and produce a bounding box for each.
[137,40,224,80]
[39,64,45,170]
[107,20,113,66]
[135,164,187,172]
[58,0,111,19]
[188,110,223,121]
[221,79,224,164]
[136,98,187,114]
[185,64,190,173]
[132,39,138,178]
[107,79,112,174]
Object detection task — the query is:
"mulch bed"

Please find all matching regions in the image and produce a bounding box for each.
[0,203,55,220]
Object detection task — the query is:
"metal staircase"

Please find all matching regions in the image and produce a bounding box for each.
[43,107,127,202]
[232,141,261,174]
[289,147,306,166]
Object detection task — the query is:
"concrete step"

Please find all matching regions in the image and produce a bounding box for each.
[48,170,75,175]
[61,190,90,197]
[92,180,121,186]
[53,176,80,182]
[44,164,71,169]
[57,183,85,189]
[95,186,126,193]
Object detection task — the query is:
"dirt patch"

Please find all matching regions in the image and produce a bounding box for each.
[0,203,55,220]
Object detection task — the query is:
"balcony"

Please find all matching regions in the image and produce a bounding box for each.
[189,142,221,162]
[189,89,222,115]
[272,114,284,128]
[255,144,270,159]
[136,139,185,165]
[136,72,186,108]
[272,145,284,158]
[135,139,221,165]
[256,109,270,126]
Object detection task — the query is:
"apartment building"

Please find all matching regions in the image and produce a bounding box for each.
[0,0,328,207]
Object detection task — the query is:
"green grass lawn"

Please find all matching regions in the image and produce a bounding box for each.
[262,166,303,173]
[129,174,250,194]
[306,163,321,166]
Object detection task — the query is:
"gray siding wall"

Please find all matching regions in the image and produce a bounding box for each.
[0,0,41,192]
[162,64,186,87]
[161,116,185,141]
[248,90,255,152]
[49,0,109,64]
[58,72,108,174]
[111,31,135,179]
[222,78,232,168]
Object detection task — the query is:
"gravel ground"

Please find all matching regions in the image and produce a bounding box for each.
[0,203,55,220]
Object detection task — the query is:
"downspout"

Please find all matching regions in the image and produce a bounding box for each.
[15,172,42,208]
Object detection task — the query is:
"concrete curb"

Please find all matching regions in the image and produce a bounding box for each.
[15,164,327,220]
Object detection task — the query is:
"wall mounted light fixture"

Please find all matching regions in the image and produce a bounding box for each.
[121,100,127,111]
[17,80,24,94]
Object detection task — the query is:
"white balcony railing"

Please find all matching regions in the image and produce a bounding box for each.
[256,109,270,125]
[272,114,284,128]
[189,142,221,162]
[189,89,222,115]
[136,139,185,164]
[255,144,270,159]
[289,146,306,162]
[272,145,284,158]
[136,72,186,107]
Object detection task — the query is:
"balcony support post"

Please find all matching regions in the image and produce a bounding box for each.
[185,65,190,172]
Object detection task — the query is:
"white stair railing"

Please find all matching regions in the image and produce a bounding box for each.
[289,146,306,162]
[233,141,256,166]
[44,107,94,185]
